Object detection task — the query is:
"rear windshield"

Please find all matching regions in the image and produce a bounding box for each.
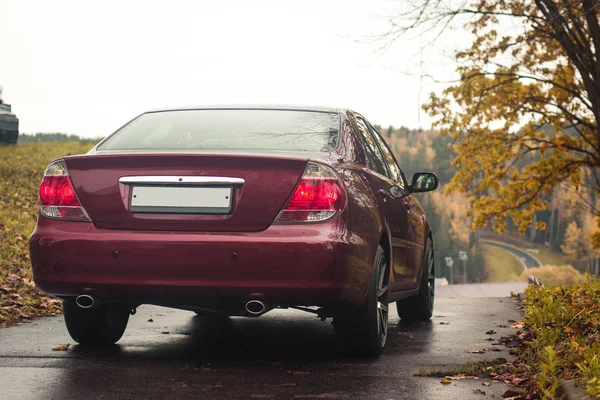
[98,109,340,152]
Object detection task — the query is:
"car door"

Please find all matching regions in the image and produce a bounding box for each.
[355,116,413,289]
[402,193,427,282]
[366,122,424,284]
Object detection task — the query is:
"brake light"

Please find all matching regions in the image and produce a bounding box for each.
[275,162,346,223]
[39,160,90,221]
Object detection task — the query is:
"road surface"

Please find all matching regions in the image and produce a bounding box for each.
[0,285,524,400]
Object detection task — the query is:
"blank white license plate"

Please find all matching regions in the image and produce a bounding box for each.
[130,186,232,214]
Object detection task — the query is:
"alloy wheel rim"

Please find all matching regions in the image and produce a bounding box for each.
[427,244,435,306]
[376,254,389,346]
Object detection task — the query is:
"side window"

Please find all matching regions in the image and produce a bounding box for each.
[368,122,405,187]
[355,117,389,177]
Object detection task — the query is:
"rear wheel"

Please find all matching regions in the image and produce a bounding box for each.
[334,245,389,356]
[63,298,130,346]
[396,237,434,321]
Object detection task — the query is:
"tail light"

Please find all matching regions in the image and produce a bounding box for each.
[39,160,90,221]
[275,162,346,223]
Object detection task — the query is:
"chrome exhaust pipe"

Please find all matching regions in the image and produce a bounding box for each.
[75,294,98,309]
[245,300,267,316]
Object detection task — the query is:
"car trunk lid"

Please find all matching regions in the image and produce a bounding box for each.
[64,153,308,232]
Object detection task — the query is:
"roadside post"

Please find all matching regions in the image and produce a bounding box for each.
[458,251,468,284]
[444,257,454,284]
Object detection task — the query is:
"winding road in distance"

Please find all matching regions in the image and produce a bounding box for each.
[481,239,543,270]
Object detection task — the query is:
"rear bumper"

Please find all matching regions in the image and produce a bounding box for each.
[30,216,377,309]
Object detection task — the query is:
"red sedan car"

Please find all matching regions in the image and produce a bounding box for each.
[30,106,438,356]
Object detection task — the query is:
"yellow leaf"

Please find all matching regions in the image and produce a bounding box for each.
[440,378,452,384]
[51,344,70,351]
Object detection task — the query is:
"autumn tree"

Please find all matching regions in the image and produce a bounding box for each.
[382,1,600,243]
[561,221,588,268]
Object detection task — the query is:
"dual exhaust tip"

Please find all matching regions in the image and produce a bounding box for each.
[76,294,268,316]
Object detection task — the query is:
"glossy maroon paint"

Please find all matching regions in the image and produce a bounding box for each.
[30,108,431,312]
[65,153,308,232]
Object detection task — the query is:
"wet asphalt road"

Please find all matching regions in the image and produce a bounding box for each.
[0,286,525,400]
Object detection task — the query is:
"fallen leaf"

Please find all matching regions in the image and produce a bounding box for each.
[287,370,310,375]
[161,331,170,334]
[447,375,478,380]
[466,349,486,354]
[564,327,573,333]
[52,344,70,351]
[482,382,492,387]
[486,330,497,335]
[473,389,486,395]
[147,318,154,322]
[510,291,518,297]
[439,322,450,325]
[440,378,452,384]
[510,322,524,329]
[503,387,528,397]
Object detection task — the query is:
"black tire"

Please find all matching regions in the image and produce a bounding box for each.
[334,245,389,356]
[397,237,434,321]
[63,298,130,346]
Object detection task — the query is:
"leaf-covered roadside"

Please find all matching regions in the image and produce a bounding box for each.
[0,142,93,326]
[509,281,600,398]
[0,274,62,325]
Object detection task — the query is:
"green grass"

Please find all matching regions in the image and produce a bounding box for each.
[515,281,600,398]
[532,246,567,266]
[481,243,525,282]
[0,142,93,325]
[414,358,508,378]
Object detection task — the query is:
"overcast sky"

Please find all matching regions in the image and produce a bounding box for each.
[1,0,462,137]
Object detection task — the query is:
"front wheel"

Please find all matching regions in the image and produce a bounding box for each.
[396,237,435,321]
[334,245,389,356]
[63,298,130,346]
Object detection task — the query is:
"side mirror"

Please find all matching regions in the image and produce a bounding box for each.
[410,172,438,193]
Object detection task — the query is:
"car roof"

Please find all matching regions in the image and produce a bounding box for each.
[146,104,344,114]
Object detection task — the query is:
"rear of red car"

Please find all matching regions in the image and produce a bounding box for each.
[30,108,374,318]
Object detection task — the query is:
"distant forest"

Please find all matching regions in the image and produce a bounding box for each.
[18,133,99,144]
